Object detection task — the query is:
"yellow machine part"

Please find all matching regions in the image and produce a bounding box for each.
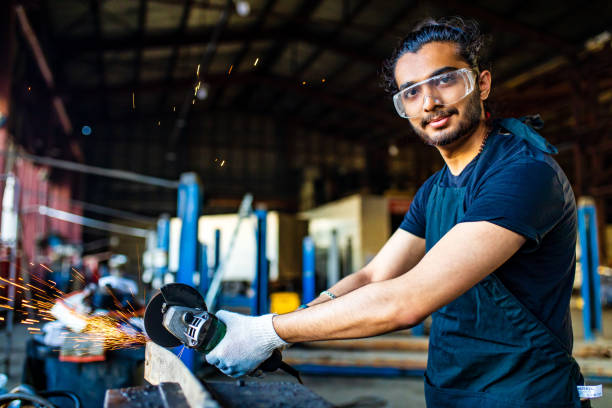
[270,292,301,314]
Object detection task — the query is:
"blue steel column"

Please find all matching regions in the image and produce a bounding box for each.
[199,243,209,295]
[175,172,201,369]
[253,210,268,315]
[213,228,221,273]
[578,203,603,341]
[155,214,170,288]
[302,237,316,304]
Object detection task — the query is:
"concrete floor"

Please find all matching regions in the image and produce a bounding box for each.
[1,324,29,390]
[2,308,612,407]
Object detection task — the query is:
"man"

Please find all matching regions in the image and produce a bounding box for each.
[206,17,590,407]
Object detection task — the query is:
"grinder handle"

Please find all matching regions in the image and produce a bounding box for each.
[257,349,303,384]
[257,349,283,372]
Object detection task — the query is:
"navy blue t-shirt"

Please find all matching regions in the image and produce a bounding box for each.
[400,122,577,351]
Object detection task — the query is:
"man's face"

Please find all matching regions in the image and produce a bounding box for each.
[394,42,489,147]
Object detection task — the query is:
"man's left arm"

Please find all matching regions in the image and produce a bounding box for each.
[206,221,525,377]
[273,221,525,342]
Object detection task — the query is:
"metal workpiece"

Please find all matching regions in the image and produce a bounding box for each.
[143,342,332,408]
[145,342,221,408]
[204,381,334,408]
[104,383,190,408]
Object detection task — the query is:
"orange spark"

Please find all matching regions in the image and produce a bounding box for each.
[40,264,53,273]
[0,277,28,291]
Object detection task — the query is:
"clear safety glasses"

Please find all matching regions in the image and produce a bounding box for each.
[392,68,476,119]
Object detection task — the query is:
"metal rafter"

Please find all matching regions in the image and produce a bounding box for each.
[132,0,147,112]
[167,0,232,147]
[57,22,380,57]
[90,0,108,120]
[285,0,417,141]
[209,0,278,109]
[438,0,578,56]
[63,72,402,131]
[154,0,194,116]
[259,0,371,113]
[89,0,113,207]
[227,0,325,109]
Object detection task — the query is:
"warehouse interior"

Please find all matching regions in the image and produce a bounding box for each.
[1,0,612,407]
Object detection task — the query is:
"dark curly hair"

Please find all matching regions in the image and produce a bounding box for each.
[381,17,491,96]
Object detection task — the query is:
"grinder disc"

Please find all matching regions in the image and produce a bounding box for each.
[144,291,182,347]
[160,283,206,310]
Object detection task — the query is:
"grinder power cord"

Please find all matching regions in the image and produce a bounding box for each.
[144,283,302,382]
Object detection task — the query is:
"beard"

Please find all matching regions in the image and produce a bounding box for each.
[411,91,482,147]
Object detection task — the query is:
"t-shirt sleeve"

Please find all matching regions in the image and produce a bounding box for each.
[461,161,565,249]
[399,175,437,238]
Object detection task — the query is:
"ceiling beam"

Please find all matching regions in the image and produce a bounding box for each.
[209,0,278,109]
[167,0,232,146]
[62,72,402,128]
[259,0,371,113]
[228,0,324,110]
[15,5,73,135]
[55,20,383,65]
[286,0,418,137]
[132,0,147,110]
[437,0,578,56]
[155,0,193,115]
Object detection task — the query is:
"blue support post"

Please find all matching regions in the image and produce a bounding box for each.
[154,214,170,288]
[199,243,209,295]
[252,210,268,316]
[175,172,201,369]
[214,229,221,273]
[578,202,603,341]
[302,237,316,304]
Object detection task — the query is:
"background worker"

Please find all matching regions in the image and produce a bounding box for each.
[205,17,589,407]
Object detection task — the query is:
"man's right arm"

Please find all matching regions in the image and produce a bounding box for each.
[307,229,425,306]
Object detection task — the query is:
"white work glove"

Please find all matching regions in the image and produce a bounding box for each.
[205,310,289,378]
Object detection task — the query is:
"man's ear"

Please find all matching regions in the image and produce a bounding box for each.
[479,70,491,100]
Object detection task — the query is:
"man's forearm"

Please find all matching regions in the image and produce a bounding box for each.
[275,278,414,342]
[307,268,372,306]
[276,222,525,343]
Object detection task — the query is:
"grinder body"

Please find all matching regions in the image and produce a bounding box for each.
[161,305,227,353]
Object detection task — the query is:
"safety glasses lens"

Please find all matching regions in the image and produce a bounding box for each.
[393,69,473,118]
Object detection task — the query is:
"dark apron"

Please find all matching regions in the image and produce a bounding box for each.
[423,119,584,407]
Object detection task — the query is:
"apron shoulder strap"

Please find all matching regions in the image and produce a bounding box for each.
[499,117,558,155]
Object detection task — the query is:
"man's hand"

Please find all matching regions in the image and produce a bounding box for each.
[205,311,288,378]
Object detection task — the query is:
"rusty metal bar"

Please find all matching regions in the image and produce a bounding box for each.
[14,5,72,134]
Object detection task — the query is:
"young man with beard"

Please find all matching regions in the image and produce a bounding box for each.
[204,17,592,407]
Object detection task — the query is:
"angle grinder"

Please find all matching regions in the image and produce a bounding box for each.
[144,283,301,382]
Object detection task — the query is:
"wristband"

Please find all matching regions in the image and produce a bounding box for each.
[320,290,337,300]
[298,304,309,309]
